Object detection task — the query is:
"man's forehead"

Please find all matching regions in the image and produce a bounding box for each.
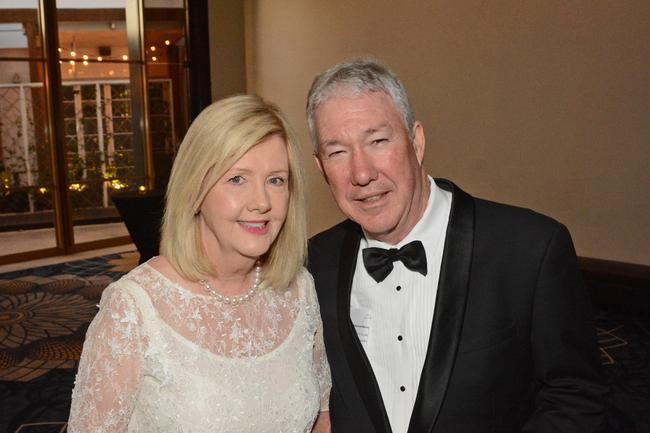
[318,122,393,147]
[318,88,393,108]
[315,92,398,123]
[315,92,399,127]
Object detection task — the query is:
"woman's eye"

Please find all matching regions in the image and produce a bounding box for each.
[269,176,285,186]
[227,175,244,184]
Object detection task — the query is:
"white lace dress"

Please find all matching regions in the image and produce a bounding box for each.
[68,263,331,433]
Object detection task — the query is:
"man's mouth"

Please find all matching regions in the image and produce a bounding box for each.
[357,192,388,203]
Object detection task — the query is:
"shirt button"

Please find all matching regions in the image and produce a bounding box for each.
[397,335,403,341]
[400,386,406,392]
[396,285,402,291]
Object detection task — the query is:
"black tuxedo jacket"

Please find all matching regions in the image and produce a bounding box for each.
[308,179,608,433]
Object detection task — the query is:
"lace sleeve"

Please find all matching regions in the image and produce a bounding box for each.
[68,281,148,433]
[303,270,332,412]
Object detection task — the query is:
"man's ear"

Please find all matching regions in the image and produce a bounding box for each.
[313,153,330,184]
[412,121,426,166]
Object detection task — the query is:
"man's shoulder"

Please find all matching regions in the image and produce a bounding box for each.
[474,196,562,232]
[310,219,360,247]
[436,178,562,231]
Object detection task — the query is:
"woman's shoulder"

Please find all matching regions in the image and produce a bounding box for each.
[293,267,318,305]
[99,263,157,313]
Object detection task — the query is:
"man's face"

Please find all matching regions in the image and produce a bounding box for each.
[314,91,429,244]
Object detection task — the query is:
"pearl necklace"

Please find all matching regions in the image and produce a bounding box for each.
[198,264,262,305]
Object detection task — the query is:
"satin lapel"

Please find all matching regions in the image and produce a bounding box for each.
[337,221,393,433]
[408,179,475,433]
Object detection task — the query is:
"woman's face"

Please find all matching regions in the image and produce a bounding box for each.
[199,134,290,265]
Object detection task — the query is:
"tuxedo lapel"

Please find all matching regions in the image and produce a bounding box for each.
[337,221,394,433]
[408,179,475,433]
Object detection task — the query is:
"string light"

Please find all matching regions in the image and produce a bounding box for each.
[68,183,86,192]
[164,40,170,45]
[82,54,88,60]
[70,51,76,57]
[83,60,88,66]
[150,45,156,51]
[109,179,128,190]
[152,56,157,61]
[97,56,103,61]
[122,54,128,61]
[69,60,75,65]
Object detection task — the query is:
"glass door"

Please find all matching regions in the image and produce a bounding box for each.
[0,1,59,259]
[56,1,135,247]
[0,0,191,264]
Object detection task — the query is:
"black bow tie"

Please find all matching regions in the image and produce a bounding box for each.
[362,240,427,283]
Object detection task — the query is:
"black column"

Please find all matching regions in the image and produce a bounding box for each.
[188,0,212,121]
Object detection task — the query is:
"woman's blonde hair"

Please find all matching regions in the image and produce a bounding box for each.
[160,94,306,290]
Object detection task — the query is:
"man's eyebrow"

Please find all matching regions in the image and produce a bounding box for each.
[319,138,341,148]
[363,123,391,137]
[320,123,392,147]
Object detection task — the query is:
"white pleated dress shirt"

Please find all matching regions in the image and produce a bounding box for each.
[350,176,452,433]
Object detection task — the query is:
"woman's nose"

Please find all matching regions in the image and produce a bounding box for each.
[248,183,271,212]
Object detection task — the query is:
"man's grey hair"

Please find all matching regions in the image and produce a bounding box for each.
[306,58,415,151]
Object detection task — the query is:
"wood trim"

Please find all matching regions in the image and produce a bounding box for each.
[70,235,133,253]
[578,256,650,288]
[579,256,650,313]
[0,236,132,266]
[0,7,184,23]
[0,247,63,266]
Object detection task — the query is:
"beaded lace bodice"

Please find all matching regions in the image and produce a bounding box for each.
[68,263,331,433]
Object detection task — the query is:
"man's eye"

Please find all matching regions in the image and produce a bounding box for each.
[227,175,244,184]
[269,176,285,186]
[327,150,345,158]
[372,138,387,145]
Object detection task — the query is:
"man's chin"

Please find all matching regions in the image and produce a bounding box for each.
[353,219,398,242]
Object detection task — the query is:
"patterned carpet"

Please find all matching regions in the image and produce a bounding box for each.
[0,251,138,433]
[0,252,648,432]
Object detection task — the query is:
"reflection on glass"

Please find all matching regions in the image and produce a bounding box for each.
[0,59,56,254]
[0,3,42,59]
[57,1,130,242]
[144,0,189,190]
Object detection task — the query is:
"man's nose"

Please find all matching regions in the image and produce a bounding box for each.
[350,151,377,186]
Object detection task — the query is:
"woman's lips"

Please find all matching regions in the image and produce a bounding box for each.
[239,221,269,235]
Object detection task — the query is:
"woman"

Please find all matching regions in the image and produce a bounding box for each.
[68,95,331,432]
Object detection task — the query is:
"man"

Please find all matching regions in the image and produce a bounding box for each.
[306,59,608,433]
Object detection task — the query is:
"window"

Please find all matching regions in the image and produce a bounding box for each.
[0,0,193,263]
